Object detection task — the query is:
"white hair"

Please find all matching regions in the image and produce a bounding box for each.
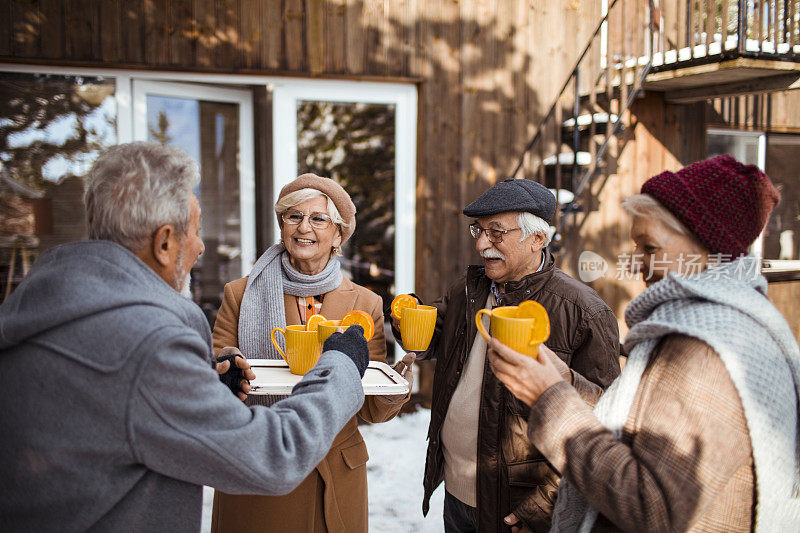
[621,194,690,236]
[85,142,200,252]
[517,212,552,247]
[274,188,347,227]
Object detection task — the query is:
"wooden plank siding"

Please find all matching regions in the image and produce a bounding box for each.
[768,281,800,341]
[708,90,800,133]
[0,0,599,304]
[123,0,145,64]
[99,1,124,64]
[557,88,800,338]
[11,0,40,58]
[558,92,707,336]
[2,0,798,338]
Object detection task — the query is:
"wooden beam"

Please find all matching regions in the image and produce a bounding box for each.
[644,57,800,90]
[648,57,800,84]
[665,72,800,103]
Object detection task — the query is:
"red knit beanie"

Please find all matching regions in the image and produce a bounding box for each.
[641,154,780,258]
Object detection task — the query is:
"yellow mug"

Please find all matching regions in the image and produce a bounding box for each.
[400,305,437,351]
[317,319,346,346]
[270,325,322,375]
[475,306,543,358]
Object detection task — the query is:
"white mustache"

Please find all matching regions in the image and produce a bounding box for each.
[480,249,506,260]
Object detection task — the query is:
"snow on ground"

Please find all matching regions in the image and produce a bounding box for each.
[201,486,213,531]
[362,408,444,532]
[201,408,444,532]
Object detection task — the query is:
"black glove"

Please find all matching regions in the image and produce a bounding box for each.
[323,324,369,378]
[212,353,246,395]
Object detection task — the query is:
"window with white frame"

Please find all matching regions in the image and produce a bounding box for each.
[707,128,800,279]
[0,66,419,330]
[272,79,418,360]
[0,72,117,299]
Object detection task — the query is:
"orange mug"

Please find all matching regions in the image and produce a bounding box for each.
[475,305,547,358]
[317,319,346,346]
[400,305,437,351]
[270,325,322,375]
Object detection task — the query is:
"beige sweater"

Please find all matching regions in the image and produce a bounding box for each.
[441,293,495,507]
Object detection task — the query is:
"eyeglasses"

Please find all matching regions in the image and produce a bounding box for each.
[469,223,521,244]
[282,209,333,229]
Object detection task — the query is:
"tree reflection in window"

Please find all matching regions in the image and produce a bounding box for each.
[297,101,397,359]
[0,72,116,300]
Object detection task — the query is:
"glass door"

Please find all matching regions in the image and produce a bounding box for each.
[133,80,255,320]
[763,134,800,262]
[272,80,417,360]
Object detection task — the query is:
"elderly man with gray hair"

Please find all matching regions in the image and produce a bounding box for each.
[0,142,369,532]
[393,178,621,532]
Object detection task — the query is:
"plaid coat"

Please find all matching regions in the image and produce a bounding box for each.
[529,334,754,532]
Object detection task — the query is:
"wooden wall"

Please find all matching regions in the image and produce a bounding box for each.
[708,90,800,133]
[3,0,798,340]
[768,281,800,341]
[707,89,800,340]
[0,0,603,304]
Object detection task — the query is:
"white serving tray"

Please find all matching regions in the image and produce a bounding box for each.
[248,359,409,396]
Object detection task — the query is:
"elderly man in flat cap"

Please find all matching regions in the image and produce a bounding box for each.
[394,178,620,533]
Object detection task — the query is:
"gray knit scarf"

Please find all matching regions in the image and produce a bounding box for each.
[551,256,800,532]
[238,243,343,360]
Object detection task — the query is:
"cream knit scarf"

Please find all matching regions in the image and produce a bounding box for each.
[551,256,800,532]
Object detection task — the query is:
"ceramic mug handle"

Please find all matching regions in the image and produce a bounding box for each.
[529,321,539,348]
[475,309,492,342]
[270,327,289,365]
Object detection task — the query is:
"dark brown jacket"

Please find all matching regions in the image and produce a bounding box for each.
[414,249,620,532]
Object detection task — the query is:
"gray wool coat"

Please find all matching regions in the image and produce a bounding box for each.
[0,240,364,532]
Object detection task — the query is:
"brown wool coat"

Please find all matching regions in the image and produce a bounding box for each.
[209,276,407,533]
[529,335,755,532]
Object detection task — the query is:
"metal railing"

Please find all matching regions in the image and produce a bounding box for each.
[650,0,799,69]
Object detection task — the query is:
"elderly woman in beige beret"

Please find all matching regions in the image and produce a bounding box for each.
[210,173,413,533]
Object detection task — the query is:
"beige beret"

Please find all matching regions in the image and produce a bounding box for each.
[276,173,357,243]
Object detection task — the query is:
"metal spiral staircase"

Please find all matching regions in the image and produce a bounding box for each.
[511,0,800,250]
[510,0,658,249]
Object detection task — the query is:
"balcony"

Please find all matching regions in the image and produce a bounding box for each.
[644,0,800,102]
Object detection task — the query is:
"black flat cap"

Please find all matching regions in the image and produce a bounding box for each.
[463,178,557,223]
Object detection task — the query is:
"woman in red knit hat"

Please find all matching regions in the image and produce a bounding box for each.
[487,155,800,532]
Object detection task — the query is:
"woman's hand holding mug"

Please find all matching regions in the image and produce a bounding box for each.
[487,339,564,407]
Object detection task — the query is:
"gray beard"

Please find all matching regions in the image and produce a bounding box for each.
[172,249,192,299]
[179,271,192,299]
